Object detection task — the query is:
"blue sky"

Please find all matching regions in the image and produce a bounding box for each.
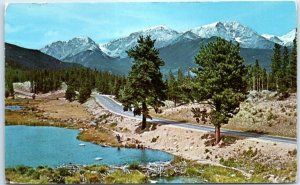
[5,2,297,49]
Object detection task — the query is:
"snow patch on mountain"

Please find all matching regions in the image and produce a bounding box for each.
[101,25,180,58]
[279,29,296,46]
[190,21,274,49]
[261,34,283,45]
[41,36,105,60]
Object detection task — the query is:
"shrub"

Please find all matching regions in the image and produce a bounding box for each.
[185,167,199,176]
[288,149,297,157]
[65,174,81,184]
[105,170,148,184]
[242,147,258,158]
[165,168,175,176]
[65,85,76,102]
[16,166,30,175]
[128,162,140,170]
[86,173,100,183]
[151,136,159,143]
[220,158,238,168]
[58,167,70,177]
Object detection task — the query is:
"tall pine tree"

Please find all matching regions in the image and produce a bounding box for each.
[120,36,166,130]
[289,34,297,91]
[192,38,247,144]
[270,43,282,91]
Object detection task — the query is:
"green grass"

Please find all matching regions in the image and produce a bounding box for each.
[104,170,148,184]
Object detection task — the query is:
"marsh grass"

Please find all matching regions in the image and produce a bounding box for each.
[104,170,148,184]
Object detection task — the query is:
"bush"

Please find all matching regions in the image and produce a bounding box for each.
[185,167,199,176]
[58,167,70,177]
[105,170,148,184]
[242,147,258,158]
[86,173,100,183]
[128,162,140,170]
[65,85,76,102]
[151,136,159,143]
[220,158,238,168]
[65,174,81,184]
[288,149,297,157]
[16,166,30,175]
[78,85,92,104]
[5,90,10,98]
[165,168,175,176]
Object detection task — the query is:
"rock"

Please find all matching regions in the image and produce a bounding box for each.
[13,81,32,92]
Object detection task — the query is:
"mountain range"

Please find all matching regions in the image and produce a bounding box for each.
[5,43,80,70]
[38,21,296,75]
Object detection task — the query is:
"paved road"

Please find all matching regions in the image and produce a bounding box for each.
[95,95,297,145]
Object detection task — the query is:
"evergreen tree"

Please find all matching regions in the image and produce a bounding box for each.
[5,90,10,99]
[280,46,290,92]
[120,36,166,130]
[78,84,92,104]
[177,68,192,104]
[270,43,282,91]
[166,70,179,106]
[289,35,297,91]
[192,38,247,144]
[262,68,269,90]
[65,85,76,102]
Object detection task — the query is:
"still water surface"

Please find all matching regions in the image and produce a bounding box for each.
[5,126,173,167]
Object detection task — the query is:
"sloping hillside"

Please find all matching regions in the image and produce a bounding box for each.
[5,43,80,70]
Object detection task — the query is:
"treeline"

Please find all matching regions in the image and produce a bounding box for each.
[5,66,126,103]
[247,35,297,93]
[5,35,297,104]
[165,69,193,107]
[163,36,297,107]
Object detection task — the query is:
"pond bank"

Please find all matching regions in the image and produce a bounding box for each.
[5,98,297,183]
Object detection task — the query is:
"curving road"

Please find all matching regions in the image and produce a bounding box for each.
[95,95,297,145]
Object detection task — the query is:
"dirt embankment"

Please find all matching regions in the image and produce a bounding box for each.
[83,98,296,163]
[6,93,297,183]
[149,94,297,138]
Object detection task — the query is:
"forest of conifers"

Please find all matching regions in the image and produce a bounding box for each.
[5,36,297,105]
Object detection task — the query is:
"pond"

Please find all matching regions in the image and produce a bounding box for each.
[5,126,173,168]
[5,105,22,111]
[153,176,204,183]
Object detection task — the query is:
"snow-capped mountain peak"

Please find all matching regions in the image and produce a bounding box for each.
[101,25,180,58]
[190,21,274,49]
[41,36,103,60]
[279,29,296,46]
[142,25,173,32]
[261,34,283,45]
[262,29,296,47]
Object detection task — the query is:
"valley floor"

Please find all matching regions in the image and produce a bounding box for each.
[5,90,297,183]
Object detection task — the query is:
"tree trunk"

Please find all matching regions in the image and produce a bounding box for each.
[141,102,147,130]
[174,98,177,107]
[253,77,255,91]
[267,75,269,90]
[215,126,221,145]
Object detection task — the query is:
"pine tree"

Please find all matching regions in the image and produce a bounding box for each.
[120,36,166,130]
[78,84,92,104]
[65,85,76,102]
[280,46,290,92]
[177,68,192,104]
[192,38,247,144]
[270,43,282,91]
[289,35,297,92]
[166,70,179,106]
